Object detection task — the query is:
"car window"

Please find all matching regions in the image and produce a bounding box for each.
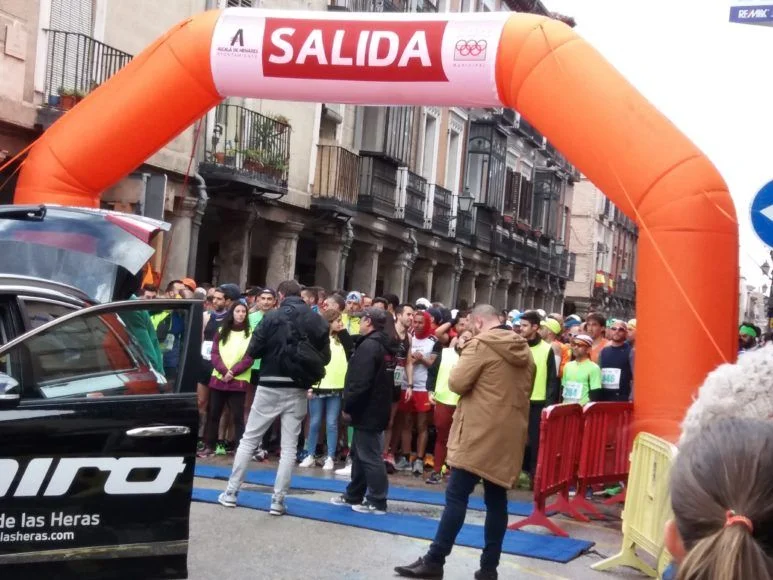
[21,299,77,329]
[4,305,192,399]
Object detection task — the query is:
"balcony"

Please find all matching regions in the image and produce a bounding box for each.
[514,114,545,148]
[403,170,428,229]
[200,104,290,197]
[358,154,399,219]
[473,207,495,252]
[455,211,474,246]
[41,30,132,116]
[312,145,361,217]
[431,185,452,237]
[327,0,403,11]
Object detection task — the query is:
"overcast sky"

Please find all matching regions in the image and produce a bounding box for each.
[545,0,773,289]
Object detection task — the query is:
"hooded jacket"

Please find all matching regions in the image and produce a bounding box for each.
[446,326,536,489]
[343,330,396,431]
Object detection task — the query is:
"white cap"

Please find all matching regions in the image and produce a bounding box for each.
[416,297,432,309]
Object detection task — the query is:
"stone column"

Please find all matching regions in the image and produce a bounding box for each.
[315,239,342,291]
[265,221,304,288]
[451,247,464,309]
[495,279,509,311]
[410,259,436,302]
[350,241,383,296]
[164,196,197,284]
[216,208,259,288]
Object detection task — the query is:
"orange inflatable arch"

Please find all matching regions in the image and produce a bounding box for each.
[14,9,738,440]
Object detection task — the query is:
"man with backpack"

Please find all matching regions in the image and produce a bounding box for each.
[219,280,330,516]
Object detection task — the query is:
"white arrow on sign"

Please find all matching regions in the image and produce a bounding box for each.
[762,204,773,223]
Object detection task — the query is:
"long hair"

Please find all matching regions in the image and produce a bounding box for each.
[219,301,250,345]
[322,308,341,343]
[671,418,773,579]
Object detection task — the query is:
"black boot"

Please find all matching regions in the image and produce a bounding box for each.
[474,569,498,580]
[394,556,444,578]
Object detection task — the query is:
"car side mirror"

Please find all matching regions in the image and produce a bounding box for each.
[0,373,20,407]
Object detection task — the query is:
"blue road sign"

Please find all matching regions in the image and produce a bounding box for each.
[750,180,773,247]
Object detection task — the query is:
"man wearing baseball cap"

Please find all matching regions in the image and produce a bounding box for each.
[561,334,603,405]
[540,317,571,379]
[343,291,363,336]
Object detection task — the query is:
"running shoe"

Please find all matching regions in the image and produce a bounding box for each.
[217,492,237,508]
[322,457,335,471]
[352,500,386,515]
[426,472,443,485]
[269,497,286,516]
[298,454,316,468]
[394,456,411,471]
[412,458,424,475]
[197,447,214,458]
[252,447,268,462]
[330,494,359,507]
[334,461,352,477]
[214,442,227,456]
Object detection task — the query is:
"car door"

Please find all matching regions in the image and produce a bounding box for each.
[0,298,202,580]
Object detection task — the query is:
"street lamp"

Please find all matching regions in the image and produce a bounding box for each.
[457,187,475,213]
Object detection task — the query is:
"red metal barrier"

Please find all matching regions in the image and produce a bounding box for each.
[508,403,585,537]
[569,402,634,521]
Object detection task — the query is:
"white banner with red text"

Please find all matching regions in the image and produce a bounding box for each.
[210,9,509,107]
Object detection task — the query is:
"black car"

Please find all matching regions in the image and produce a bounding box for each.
[0,206,202,579]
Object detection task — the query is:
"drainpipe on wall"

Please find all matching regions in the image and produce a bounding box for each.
[187,172,208,277]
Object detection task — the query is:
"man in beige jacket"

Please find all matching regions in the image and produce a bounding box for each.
[395,305,535,580]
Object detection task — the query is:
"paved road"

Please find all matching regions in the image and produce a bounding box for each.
[188,471,644,579]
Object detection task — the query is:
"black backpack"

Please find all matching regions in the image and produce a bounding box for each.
[277,304,326,387]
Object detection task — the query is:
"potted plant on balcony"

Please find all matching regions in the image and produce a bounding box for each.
[272,114,290,133]
[74,89,87,104]
[58,87,76,110]
[243,149,266,173]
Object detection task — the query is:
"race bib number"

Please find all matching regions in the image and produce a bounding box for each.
[601,368,621,390]
[563,381,583,403]
[394,365,406,386]
[201,340,213,360]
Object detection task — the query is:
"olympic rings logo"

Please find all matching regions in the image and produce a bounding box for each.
[454,39,488,60]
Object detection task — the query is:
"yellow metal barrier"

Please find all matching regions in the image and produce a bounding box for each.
[592,433,677,577]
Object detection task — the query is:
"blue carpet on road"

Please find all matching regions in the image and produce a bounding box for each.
[194,464,534,516]
[192,487,593,563]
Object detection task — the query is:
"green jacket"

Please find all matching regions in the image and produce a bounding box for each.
[123,295,165,373]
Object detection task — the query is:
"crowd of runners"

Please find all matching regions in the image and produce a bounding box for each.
[138,277,773,579]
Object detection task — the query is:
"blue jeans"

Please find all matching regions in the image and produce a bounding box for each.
[427,468,508,571]
[305,393,342,458]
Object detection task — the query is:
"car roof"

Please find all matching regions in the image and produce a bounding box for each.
[0,274,91,306]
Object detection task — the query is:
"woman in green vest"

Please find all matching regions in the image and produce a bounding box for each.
[425,329,473,485]
[299,308,349,470]
[199,301,254,457]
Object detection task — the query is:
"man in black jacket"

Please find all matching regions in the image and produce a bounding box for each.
[219,280,330,516]
[331,308,394,515]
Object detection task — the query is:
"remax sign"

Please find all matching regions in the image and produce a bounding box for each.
[729,2,773,25]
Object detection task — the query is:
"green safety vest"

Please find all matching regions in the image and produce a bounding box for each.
[150,311,170,329]
[318,339,347,390]
[434,347,460,407]
[212,331,252,383]
[530,339,552,402]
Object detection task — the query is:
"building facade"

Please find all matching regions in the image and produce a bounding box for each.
[1,0,579,311]
[564,178,637,320]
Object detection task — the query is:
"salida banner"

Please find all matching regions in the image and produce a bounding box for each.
[210,9,509,107]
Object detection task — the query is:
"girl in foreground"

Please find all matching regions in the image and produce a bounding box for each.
[666,418,773,579]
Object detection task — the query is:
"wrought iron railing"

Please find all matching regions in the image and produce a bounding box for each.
[43,30,133,109]
[515,114,545,148]
[474,208,494,252]
[358,155,399,218]
[432,185,452,237]
[404,171,427,229]
[313,145,360,208]
[455,211,473,245]
[203,103,291,187]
